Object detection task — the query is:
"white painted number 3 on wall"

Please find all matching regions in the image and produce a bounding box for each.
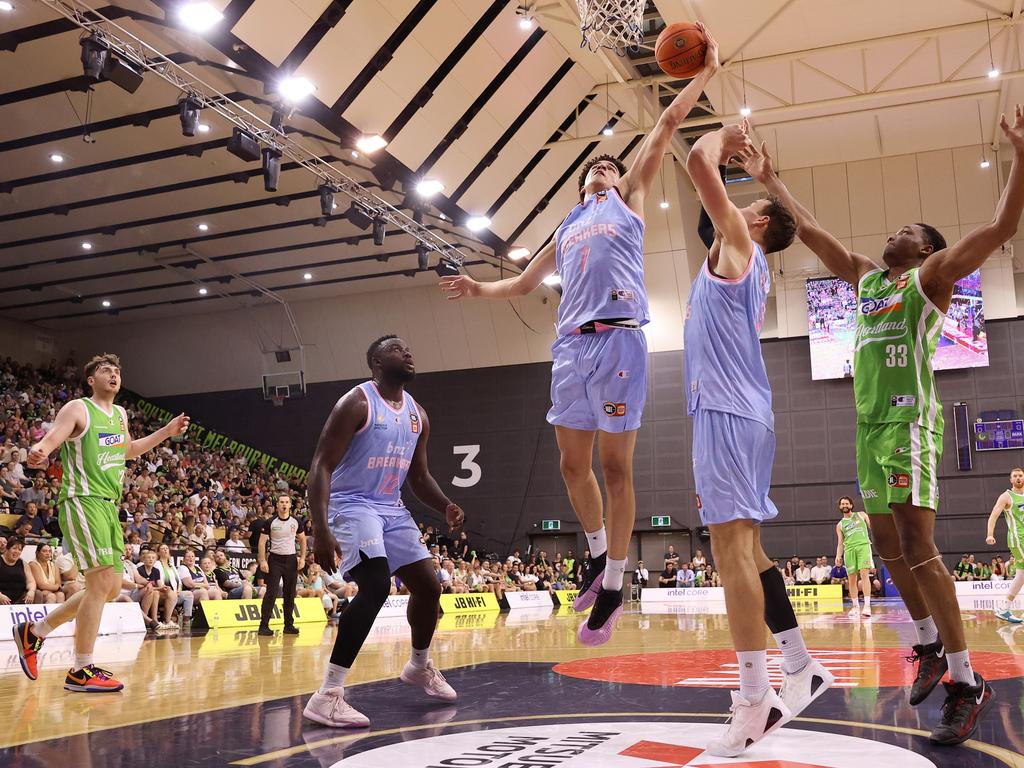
[452,445,482,488]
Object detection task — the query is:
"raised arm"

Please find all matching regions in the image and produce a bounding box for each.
[407,405,465,533]
[740,141,876,286]
[619,24,719,213]
[986,491,1010,545]
[307,388,365,570]
[440,239,556,301]
[124,408,190,460]
[920,106,1024,307]
[685,123,755,277]
[27,400,85,467]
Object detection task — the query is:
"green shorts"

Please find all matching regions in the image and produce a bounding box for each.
[58,496,124,572]
[856,422,941,515]
[844,543,875,573]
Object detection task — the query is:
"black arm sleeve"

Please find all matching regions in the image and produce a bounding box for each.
[696,165,729,250]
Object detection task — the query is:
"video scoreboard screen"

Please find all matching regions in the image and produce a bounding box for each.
[974,419,1024,451]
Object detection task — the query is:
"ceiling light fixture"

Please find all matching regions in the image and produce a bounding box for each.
[466,215,491,231]
[977,99,991,170]
[101,300,111,308]
[198,287,208,295]
[739,51,751,117]
[81,241,93,250]
[0,2,14,12]
[602,126,614,136]
[372,216,386,246]
[303,272,313,280]
[178,96,202,137]
[355,134,387,153]
[660,200,669,209]
[985,14,999,79]
[262,147,282,191]
[279,76,316,103]
[508,246,530,260]
[49,152,64,163]
[197,122,211,133]
[416,178,444,197]
[319,183,339,216]
[197,223,209,231]
[179,2,223,32]
[416,243,430,271]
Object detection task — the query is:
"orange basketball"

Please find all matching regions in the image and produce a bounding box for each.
[655,22,707,79]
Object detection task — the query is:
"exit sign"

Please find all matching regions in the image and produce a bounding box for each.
[651,516,670,527]
[541,520,561,531]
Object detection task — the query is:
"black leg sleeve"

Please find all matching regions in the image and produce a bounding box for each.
[329,557,392,669]
[760,565,798,634]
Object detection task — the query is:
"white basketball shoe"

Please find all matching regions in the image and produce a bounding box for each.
[302,687,371,728]
[779,657,835,717]
[706,688,791,758]
[400,660,458,702]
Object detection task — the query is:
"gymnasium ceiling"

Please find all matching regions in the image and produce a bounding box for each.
[1,0,1023,328]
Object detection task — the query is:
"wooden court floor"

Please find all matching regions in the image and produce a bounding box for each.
[1,600,1022,767]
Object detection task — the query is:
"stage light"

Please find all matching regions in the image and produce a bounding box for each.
[356,134,387,153]
[227,128,261,161]
[262,148,282,191]
[198,287,208,295]
[49,153,64,163]
[101,300,111,308]
[466,215,490,231]
[319,183,339,216]
[197,223,209,231]
[279,76,315,103]
[80,35,108,80]
[303,272,313,280]
[179,2,223,32]
[345,203,373,230]
[179,97,201,137]
[101,53,144,94]
[543,274,561,286]
[508,246,530,261]
[416,178,444,197]
[416,243,430,271]
[372,216,386,246]
[197,123,211,133]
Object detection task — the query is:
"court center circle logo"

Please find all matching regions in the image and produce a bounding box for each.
[329,721,936,767]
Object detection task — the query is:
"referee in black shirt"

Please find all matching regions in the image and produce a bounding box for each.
[258,496,306,636]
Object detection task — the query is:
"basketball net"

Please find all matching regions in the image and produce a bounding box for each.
[271,394,284,408]
[577,0,645,55]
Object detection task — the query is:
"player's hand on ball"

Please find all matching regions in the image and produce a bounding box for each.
[1000,104,1024,153]
[445,502,465,533]
[986,536,996,546]
[27,445,49,469]
[167,413,190,436]
[440,275,479,300]
[719,122,752,164]
[313,531,343,572]
[696,22,719,75]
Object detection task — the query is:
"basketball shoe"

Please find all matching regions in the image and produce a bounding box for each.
[64,665,124,693]
[706,688,791,757]
[995,607,1023,623]
[303,688,370,728]
[779,657,835,716]
[929,673,994,745]
[573,552,606,611]
[400,660,457,702]
[577,587,622,646]
[907,641,947,705]
[12,622,44,681]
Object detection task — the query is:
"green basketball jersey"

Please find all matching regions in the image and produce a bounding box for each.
[59,398,127,502]
[1004,489,1024,553]
[840,513,870,549]
[853,268,945,433]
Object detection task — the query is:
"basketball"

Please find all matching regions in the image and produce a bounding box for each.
[655,22,707,79]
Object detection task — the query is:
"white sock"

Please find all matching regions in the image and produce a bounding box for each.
[74,653,93,670]
[586,527,607,558]
[409,646,430,669]
[863,594,871,608]
[737,650,770,702]
[33,618,54,639]
[773,627,812,674]
[913,615,939,646]
[601,558,627,591]
[946,650,975,685]
[321,663,349,692]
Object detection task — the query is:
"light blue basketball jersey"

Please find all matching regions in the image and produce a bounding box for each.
[329,382,421,507]
[554,187,648,336]
[684,244,774,430]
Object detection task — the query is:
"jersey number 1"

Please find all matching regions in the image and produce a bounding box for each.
[884,344,908,368]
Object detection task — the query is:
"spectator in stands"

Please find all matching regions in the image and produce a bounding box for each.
[213,550,253,599]
[976,559,992,581]
[658,562,678,587]
[634,560,649,589]
[676,562,695,588]
[0,463,19,504]
[224,528,248,553]
[15,477,47,514]
[54,549,82,598]
[811,556,831,585]
[443,559,468,593]
[552,562,575,590]
[136,548,176,631]
[199,556,224,598]
[795,560,812,585]
[178,548,219,602]
[830,557,848,586]
[0,538,36,605]
[157,544,192,626]
[692,549,706,569]
[454,532,470,561]
[664,545,680,566]
[954,554,976,581]
[991,558,1005,580]
[706,565,721,587]
[28,542,63,604]
[127,511,151,543]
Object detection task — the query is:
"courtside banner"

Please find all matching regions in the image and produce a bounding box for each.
[641,587,725,603]
[955,580,1013,595]
[376,595,410,618]
[437,610,499,631]
[0,632,146,673]
[438,592,500,614]
[786,584,843,600]
[503,591,554,609]
[192,597,327,630]
[198,624,323,656]
[0,602,146,640]
[551,589,580,606]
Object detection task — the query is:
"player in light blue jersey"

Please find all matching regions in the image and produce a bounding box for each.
[442,26,721,647]
[684,122,832,757]
[304,335,466,729]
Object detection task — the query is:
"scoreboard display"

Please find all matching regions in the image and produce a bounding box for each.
[974,419,1024,452]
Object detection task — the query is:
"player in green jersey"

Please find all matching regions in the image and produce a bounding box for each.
[835,496,874,618]
[12,354,189,693]
[985,467,1024,623]
[739,105,1024,746]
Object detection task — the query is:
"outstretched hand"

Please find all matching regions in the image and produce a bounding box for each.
[697,22,719,76]
[737,140,775,184]
[166,413,190,437]
[439,275,480,301]
[1000,104,1024,153]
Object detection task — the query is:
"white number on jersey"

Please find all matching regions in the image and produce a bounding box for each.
[884,344,908,368]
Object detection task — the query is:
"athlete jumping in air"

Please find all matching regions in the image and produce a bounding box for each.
[304,335,465,728]
[835,496,875,618]
[441,25,720,646]
[985,467,1024,623]
[684,121,833,757]
[741,104,1024,745]
[13,354,189,693]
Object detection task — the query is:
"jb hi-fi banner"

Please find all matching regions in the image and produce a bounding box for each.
[126,393,308,482]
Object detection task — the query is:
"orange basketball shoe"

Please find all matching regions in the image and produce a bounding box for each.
[12,622,44,681]
[64,665,124,693]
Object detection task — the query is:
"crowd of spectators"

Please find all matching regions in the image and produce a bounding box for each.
[953,553,1015,582]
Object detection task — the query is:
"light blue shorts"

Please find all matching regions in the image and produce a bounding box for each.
[692,409,779,526]
[328,500,430,579]
[547,328,647,432]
